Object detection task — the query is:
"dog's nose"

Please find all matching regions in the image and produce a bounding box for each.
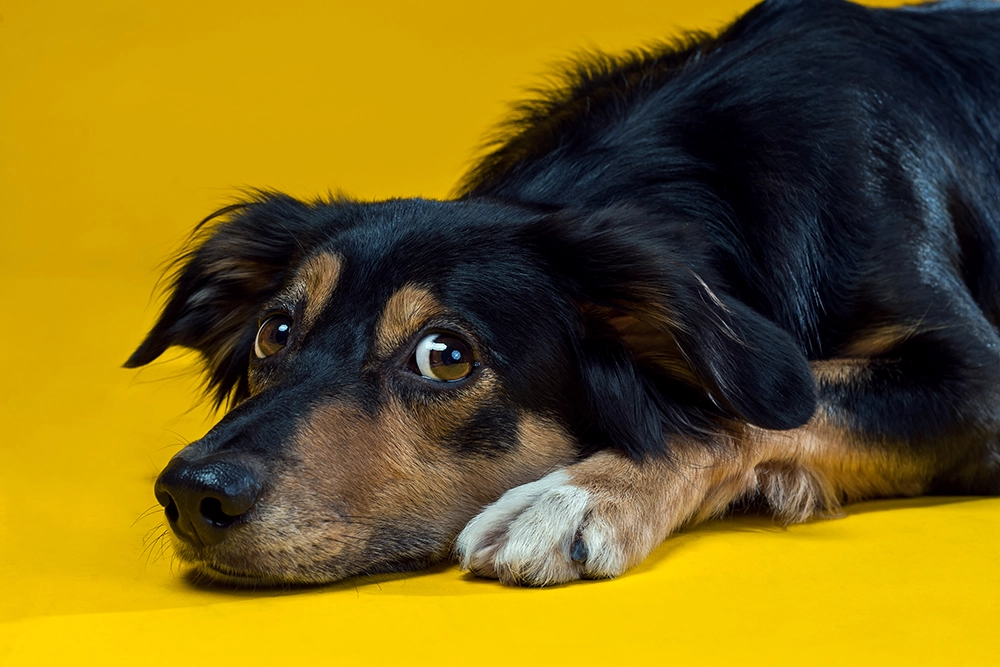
[154,457,262,547]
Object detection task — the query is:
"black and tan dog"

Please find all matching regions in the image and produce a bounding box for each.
[128,0,1000,586]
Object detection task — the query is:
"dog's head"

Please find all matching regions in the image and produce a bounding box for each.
[127,193,814,584]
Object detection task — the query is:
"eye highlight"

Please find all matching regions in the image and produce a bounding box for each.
[254,315,292,359]
[413,332,477,382]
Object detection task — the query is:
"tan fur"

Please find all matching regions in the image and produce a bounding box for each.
[296,252,343,328]
[486,416,936,582]
[188,396,576,584]
[373,284,446,360]
[553,359,937,576]
[603,312,698,385]
[811,358,875,385]
[842,322,945,357]
[408,372,501,441]
[741,418,932,522]
[241,253,343,397]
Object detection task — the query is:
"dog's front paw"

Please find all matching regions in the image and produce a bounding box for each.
[454,466,638,586]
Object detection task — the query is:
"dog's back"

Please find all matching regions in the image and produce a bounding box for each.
[463,0,1000,350]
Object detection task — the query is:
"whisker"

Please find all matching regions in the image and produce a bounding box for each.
[154,535,173,563]
[142,520,168,544]
[141,526,170,566]
[133,504,164,527]
[143,537,161,566]
[142,526,160,545]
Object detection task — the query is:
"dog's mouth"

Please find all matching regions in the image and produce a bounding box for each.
[200,561,262,581]
[186,554,438,589]
[186,559,316,588]
[173,522,449,587]
[167,536,290,587]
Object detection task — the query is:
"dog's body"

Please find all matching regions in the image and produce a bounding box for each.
[129,0,1000,586]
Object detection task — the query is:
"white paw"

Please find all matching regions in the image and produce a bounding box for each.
[454,469,627,586]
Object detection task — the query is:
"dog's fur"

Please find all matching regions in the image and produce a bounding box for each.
[128,0,1000,586]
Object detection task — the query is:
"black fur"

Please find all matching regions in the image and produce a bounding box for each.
[131,0,1000,496]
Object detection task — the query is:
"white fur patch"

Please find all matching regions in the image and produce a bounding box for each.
[455,469,626,586]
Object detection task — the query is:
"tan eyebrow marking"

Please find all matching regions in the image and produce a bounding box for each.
[374,284,445,359]
[297,252,343,328]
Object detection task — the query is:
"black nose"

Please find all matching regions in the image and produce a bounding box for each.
[154,457,262,547]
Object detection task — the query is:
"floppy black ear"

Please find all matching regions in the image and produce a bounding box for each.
[672,285,817,430]
[523,206,816,456]
[125,192,340,406]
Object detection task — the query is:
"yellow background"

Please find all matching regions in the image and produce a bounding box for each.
[2,0,998,663]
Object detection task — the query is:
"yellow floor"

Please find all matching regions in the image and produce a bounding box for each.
[2,0,997,663]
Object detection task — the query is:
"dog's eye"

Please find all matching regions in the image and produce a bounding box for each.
[254,315,292,359]
[414,332,477,382]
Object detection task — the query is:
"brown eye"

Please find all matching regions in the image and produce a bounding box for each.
[254,315,292,359]
[414,332,476,382]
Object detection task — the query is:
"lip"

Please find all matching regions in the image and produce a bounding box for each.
[195,560,269,585]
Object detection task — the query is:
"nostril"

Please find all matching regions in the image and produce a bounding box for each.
[163,496,179,524]
[200,497,240,527]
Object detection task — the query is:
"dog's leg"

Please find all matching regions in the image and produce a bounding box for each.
[454,442,766,586]
[452,400,943,587]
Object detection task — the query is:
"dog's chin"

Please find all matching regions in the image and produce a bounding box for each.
[174,539,441,589]
[182,557,347,588]
[184,557,440,589]
[188,561,282,588]
[169,539,333,588]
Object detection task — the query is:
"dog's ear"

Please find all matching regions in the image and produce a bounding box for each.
[523,207,816,456]
[125,193,338,406]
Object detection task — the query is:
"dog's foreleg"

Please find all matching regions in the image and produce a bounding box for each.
[454,445,756,586]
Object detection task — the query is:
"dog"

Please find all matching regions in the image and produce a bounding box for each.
[127,0,1000,586]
